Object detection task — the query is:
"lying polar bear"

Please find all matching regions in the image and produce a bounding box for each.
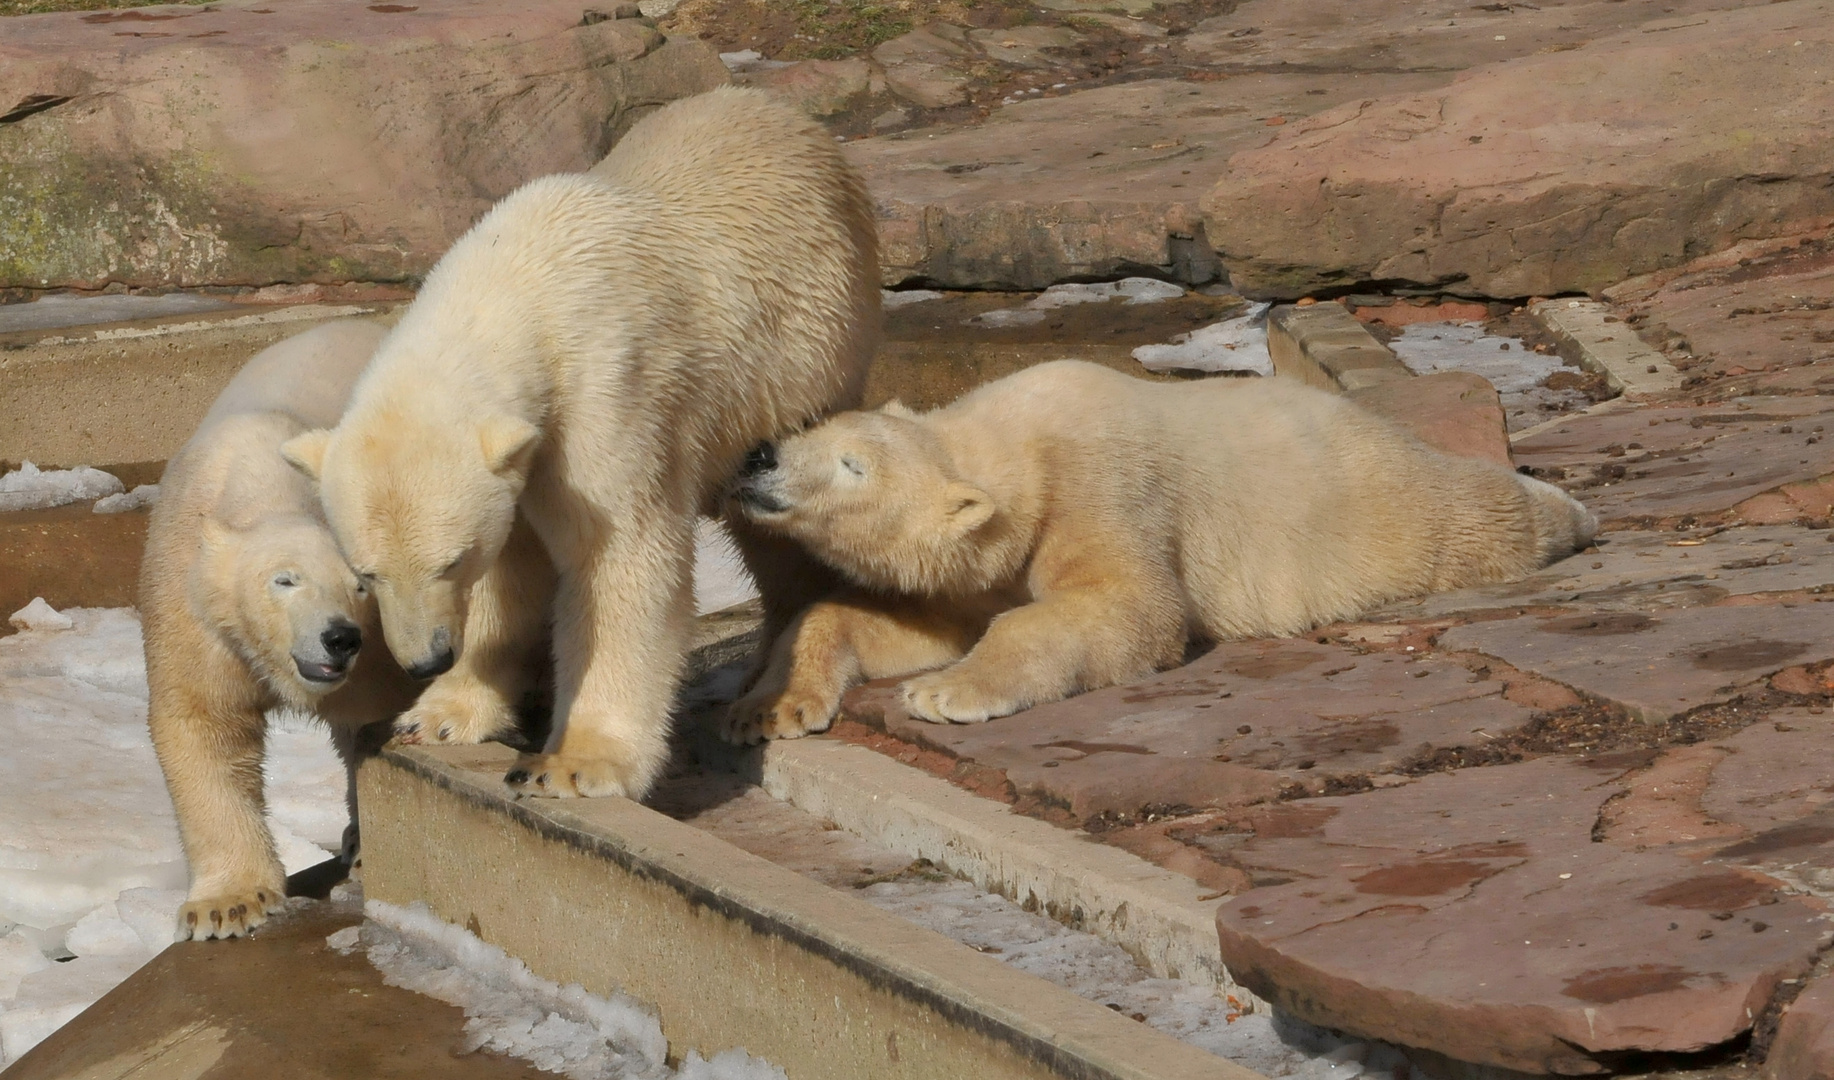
[723,360,1596,740]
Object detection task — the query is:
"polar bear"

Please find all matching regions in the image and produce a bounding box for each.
[724,361,1596,738]
[141,320,421,940]
[280,87,879,800]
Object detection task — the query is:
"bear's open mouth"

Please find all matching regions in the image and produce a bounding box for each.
[294,657,348,684]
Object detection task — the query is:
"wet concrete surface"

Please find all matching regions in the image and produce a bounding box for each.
[2,902,553,1080]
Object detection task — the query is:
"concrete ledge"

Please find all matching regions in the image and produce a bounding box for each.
[743,737,1250,999]
[1529,298,1682,397]
[1265,303,1411,392]
[360,743,1256,1080]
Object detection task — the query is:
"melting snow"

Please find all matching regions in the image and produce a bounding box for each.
[1133,302,1273,375]
[0,463,123,513]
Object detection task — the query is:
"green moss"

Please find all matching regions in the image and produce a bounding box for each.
[793,0,914,59]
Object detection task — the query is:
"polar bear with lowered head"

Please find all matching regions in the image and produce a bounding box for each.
[281,87,880,799]
[724,361,1596,739]
[142,320,423,940]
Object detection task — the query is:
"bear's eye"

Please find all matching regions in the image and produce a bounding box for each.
[272,573,299,589]
[440,555,464,578]
[840,456,866,479]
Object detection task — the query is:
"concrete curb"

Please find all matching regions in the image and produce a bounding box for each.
[361,743,1258,1080]
[1529,298,1683,397]
[743,737,1254,998]
[1266,302,1412,392]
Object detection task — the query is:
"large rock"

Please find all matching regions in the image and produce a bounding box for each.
[1201,2,1834,299]
[0,0,728,289]
[1212,755,1832,1073]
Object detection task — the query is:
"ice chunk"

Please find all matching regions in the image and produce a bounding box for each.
[0,931,51,1000]
[968,277,1186,327]
[881,289,945,310]
[64,905,147,958]
[93,484,160,514]
[265,710,349,853]
[112,889,184,955]
[1,953,143,1064]
[0,462,123,513]
[694,519,758,616]
[678,1048,788,1080]
[362,899,670,1079]
[1133,303,1273,375]
[7,598,73,633]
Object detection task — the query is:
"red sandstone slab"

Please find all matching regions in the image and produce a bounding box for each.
[1438,602,1834,721]
[841,638,1540,819]
[1349,370,1511,467]
[1211,757,1830,1073]
[1771,976,1834,1080]
[1374,525,1834,620]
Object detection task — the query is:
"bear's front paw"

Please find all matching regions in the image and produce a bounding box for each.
[176,884,286,942]
[392,678,515,746]
[503,753,633,799]
[900,671,1022,725]
[721,686,838,745]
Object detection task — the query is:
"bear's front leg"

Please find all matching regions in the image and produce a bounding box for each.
[505,512,693,799]
[901,581,1184,725]
[724,591,981,744]
[393,516,554,746]
[147,670,287,940]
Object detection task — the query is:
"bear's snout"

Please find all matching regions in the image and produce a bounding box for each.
[404,626,456,681]
[321,620,361,664]
[741,441,777,477]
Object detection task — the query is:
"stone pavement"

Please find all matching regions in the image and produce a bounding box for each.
[810,252,1834,1074]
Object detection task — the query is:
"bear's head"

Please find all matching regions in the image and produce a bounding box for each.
[192,514,372,706]
[281,412,536,681]
[729,403,1000,596]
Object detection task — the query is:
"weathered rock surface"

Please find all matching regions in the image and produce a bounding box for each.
[1350,370,1510,466]
[1439,602,1834,722]
[871,25,975,109]
[1511,396,1834,527]
[1376,525,1834,621]
[1202,3,1834,299]
[1211,756,1831,1073]
[846,71,1446,288]
[841,638,1541,820]
[0,0,727,289]
[1772,976,1834,1080]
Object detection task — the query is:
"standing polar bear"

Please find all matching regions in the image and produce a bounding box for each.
[142,321,420,940]
[725,361,1597,739]
[282,87,880,799]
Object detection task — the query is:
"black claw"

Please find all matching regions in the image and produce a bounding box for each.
[536,772,551,786]
[505,769,530,784]
[398,721,420,734]
[438,725,453,740]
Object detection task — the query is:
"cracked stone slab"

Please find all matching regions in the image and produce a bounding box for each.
[1531,298,1682,397]
[1772,975,1834,1080]
[845,70,1448,289]
[1438,601,1834,721]
[1211,756,1830,1073]
[1201,2,1834,298]
[840,638,1540,820]
[1372,525,1834,620]
[1509,397,1834,525]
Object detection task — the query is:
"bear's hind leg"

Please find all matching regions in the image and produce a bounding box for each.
[724,591,982,744]
[394,515,555,746]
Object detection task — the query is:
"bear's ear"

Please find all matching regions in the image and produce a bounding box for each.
[478,416,539,476]
[942,482,994,534]
[878,400,917,419]
[280,430,331,481]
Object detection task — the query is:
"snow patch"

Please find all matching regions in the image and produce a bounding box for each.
[1388,321,1590,429]
[1133,302,1273,375]
[881,289,945,310]
[93,484,160,514]
[694,519,758,616]
[355,900,786,1080]
[8,598,72,633]
[969,278,1186,327]
[0,462,123,513]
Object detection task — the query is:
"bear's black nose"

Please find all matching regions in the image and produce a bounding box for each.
[741,441,777,477]
[406,646,455,681]
[321,621,362,663]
